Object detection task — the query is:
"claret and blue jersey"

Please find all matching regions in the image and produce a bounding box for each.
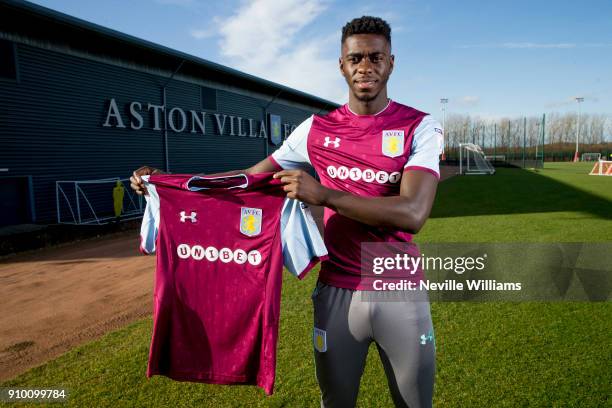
[139,173,327,395]
[270,100,443,290]
[136,99,442,394]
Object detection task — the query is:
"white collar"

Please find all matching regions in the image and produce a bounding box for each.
[346,99,392,116]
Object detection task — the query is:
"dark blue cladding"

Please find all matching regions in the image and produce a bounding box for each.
[0,1,336,225]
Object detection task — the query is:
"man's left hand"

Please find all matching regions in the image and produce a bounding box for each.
[273,170,329,205]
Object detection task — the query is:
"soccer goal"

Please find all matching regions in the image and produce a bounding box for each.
[589,160,612,176]
[459,143,495,175]
[581,153,601,162]
[56,177,144,225]
[484,155,506,164]
[485,154,506,166]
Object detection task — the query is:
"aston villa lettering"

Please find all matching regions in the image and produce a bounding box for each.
[102,98,296,140]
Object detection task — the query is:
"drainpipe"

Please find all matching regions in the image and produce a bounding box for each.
[161,59,185,172]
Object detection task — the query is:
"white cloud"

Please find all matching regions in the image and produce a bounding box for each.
[219,0,323,60]
[457,42,583,49]
[460,95,480,105]
[190,28,213,39]
[214,0,347,104]
[501,42,576,49]
[470,113,507,122]
[545,95,599,109]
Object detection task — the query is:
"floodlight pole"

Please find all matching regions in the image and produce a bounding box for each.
[161,59,186,173]
[535,122,540,161]
[440,98,448,161]
[493,123,497,159]
[523,117,527,168]
[459,143,463,174]
[574,97,584,162]
[542,113,546,167]
[482,124,485,148]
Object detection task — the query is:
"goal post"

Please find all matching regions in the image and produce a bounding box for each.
[484,155,506,163]
[581,153,601,162]
[484,155,506,161]
[56,177,144,225]
[589,160,612,176]
[459,143,495,175]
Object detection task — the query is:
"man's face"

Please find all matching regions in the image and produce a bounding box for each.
[339,34,394,102]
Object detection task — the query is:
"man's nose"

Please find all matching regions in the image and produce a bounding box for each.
[357,57,373,73]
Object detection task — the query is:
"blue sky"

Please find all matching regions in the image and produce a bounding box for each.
[29,0,612,120]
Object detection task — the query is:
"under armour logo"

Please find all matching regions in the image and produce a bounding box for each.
[180,211,197,223]
[323,136,341,148]
[420,330,434,345]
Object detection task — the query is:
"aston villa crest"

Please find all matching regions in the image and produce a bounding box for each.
[268,114,282,146]
[382,130,405,158]
[240,207,262,237]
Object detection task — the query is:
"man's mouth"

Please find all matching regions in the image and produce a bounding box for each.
[355,79,377,90]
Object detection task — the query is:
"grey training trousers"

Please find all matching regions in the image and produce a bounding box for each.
[312,280,436,408]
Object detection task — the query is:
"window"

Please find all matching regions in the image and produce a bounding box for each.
[0,39,18,81]
[201,86,217,110]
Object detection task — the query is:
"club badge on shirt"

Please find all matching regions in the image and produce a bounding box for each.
[313,327,327,352]
[382,130,405,158]
[240,207,262,237]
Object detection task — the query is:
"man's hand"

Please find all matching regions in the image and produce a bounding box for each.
[275,168,438,233]
[273,170,329,206]
[130,166,164,196]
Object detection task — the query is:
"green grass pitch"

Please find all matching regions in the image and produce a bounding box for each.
[2,162,611,407]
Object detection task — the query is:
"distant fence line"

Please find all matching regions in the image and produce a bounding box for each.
[442,113,611,162]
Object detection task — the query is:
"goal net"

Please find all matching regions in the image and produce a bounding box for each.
[459,143,495,175]
[589,160,612,176]
[582,153,601,161]
[484,155,506,163]
[56,177,144,225]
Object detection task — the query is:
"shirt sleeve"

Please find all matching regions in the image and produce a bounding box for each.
[269,115,313,170]
[404,115,444,179]
[280,198,328,279]
[139,175,160,254]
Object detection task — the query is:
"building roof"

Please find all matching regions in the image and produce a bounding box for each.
[0,0,340,111]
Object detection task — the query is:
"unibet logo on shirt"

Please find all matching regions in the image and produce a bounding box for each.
[326,165,401,184]
[176,243,262,266]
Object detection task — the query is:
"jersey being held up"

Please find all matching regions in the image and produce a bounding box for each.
[139,172,327,395]
[270,100,443,290]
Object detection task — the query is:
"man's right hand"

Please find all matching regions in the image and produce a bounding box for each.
[130,166,164,196]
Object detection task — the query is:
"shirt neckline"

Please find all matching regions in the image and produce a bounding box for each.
[186,174,249,191]
[345,99,393,117]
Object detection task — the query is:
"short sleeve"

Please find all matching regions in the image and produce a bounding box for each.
[139,176,160,254]
[280,198,328,279]
[404,115,444,179]
[269,115,313,170]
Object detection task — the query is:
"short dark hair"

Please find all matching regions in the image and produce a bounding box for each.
[341,16,391,46]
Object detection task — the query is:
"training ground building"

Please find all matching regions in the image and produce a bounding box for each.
[0,0,337,228]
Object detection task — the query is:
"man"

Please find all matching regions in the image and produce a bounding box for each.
[131,16,441,408]
[112,180,125,222]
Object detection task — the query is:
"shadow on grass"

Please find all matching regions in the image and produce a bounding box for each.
[431,167,612,219]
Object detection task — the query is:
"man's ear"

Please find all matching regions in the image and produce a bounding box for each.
[338,56,344,74]
[389,54,395,75]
